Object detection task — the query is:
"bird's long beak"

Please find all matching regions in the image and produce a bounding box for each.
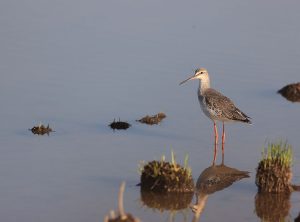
[179,75,196,85]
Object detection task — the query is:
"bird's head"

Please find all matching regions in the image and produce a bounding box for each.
[179,68,208,85]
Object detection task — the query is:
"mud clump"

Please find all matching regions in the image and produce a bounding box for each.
[30,124,53,135]
[140,153,194,193]
[140,161,194,193]
[137,112,166,125]
[255,142,293,193]
[256,159,293,193]
[109,119,131,131]
[278,82,300,102]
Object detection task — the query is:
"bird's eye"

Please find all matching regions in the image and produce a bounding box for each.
[200,72,203,74]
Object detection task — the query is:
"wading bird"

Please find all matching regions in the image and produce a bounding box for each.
[180,68,251,164]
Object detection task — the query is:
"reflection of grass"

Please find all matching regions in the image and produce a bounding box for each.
[256,141,293,193]
[255,192,291,222]
[140,190,193,211]
[104,182,140,222]
[139,150,194,193]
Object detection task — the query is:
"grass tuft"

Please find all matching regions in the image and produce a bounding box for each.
[139,150,194,193]
[260,141,293,169]
[256,140,293,193]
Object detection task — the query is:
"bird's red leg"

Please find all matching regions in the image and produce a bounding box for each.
[212,121,218,165]
[214,121,218,145]
[213,142,217,165]
[221,122,225,163]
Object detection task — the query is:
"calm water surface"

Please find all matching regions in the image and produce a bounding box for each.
[1,1,300,221]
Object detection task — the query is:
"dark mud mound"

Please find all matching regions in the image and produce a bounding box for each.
[140,160,194,193]
[140,190,193,211]
[109,119,131,131]
[278,82,300,102]
[30,124,53,135]
[256,158,293,193]
[137,112,166,125]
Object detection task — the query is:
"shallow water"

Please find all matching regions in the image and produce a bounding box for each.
[1,1,300,221]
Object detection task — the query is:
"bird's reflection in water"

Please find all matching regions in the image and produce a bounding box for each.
[192,164,249,222]
[254,192,291,222]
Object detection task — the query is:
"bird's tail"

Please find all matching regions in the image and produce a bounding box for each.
[236,109,252,124]
[243,117,252,124]
[241,111,252,124]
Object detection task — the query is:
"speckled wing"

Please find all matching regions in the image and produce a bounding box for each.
[202,88,251,123]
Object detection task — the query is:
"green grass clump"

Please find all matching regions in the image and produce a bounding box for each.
[256,141,293,193]
[261,141,292,168]
[139,151,194,193]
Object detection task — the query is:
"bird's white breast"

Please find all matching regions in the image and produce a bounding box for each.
[198,94,214,120]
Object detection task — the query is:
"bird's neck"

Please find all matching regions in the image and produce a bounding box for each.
[193,193,209,218]
[199,74,210,94]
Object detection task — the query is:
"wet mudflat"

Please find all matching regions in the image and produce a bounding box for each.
[1,1,300,222]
